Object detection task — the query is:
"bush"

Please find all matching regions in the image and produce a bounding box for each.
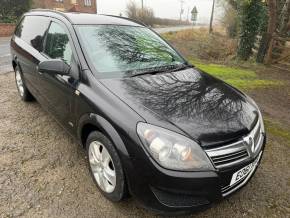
[162,28,238,62]
[0,0,31,23]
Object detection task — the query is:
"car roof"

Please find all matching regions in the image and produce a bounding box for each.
[27,9,145,27]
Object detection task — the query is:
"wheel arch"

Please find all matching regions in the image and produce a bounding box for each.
[12,60,17,70]
[79,113,131,199]
[11,54,19,70]
[78,113,130,158]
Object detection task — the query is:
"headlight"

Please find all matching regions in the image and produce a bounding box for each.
[137,123,214,171]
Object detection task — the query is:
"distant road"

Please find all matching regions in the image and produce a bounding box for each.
[0,25,199,74]
[154,25,199,34]
[0,37,12,74]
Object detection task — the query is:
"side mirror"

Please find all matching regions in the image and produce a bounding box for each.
[38,59,70,75]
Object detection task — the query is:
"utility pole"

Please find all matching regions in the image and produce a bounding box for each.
[179,0,184,22]
[141,0,144,18]
[187,7,190,22]
[209,0,215,33]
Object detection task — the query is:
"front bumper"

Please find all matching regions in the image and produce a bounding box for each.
[124,135,266,214]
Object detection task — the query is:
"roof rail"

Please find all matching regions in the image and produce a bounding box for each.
[29,9,72,22]
[99,14,147,27]
[28,10,146,27]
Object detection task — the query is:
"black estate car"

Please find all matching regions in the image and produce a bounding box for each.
[10,10,266,214]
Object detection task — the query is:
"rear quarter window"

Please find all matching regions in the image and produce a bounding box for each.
[15,15,50,51]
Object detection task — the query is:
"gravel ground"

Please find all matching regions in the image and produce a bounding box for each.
[0,72,289,218]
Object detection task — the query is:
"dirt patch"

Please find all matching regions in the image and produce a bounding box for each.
[0,72,289,217]
[249,67,290,128]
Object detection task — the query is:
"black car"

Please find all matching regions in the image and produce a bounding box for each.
[10,10,266,214]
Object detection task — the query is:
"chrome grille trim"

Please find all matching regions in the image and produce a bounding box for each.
[212,149,246,161]
[205,120,263,169]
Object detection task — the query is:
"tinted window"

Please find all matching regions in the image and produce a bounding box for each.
[15,16,50,51]
[44,22,73,65]
[76,25,185,78]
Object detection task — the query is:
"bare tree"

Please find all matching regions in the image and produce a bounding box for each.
[265,0,278,64]
[126,1,155,26]
[126,1,138,20]
[279,0,290,36]
[221,0,239,38]
[209,0,216,33]
[126,0,189,27]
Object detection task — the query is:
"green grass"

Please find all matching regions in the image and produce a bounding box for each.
[188,59,283,90]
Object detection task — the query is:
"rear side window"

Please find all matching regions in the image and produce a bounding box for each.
[44,22,73,65]
[15,16,50,51]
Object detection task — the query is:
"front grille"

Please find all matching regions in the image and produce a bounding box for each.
[205,120,262,169]
[211,149,249,167]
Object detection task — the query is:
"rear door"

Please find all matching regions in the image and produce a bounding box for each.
[11,15,50,98]
[38,19,80,131]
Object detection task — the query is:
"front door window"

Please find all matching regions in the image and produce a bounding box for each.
[44,22,73,65]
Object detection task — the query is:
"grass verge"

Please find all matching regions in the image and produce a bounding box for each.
[188,59,283,90]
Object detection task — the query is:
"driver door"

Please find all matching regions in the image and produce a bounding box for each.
[38,20,79,131]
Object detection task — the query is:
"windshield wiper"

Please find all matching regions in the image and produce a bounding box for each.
[130,63,191,78]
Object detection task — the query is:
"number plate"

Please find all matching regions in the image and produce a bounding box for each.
[230,152,262,186]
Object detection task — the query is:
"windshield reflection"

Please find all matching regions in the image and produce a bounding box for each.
[77,25,185,78]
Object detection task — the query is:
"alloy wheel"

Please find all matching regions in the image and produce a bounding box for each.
[88,141,117,193]
[15,69,24,97]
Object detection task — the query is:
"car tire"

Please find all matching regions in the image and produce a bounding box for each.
[86,131,127,202]
[14,65,34,102]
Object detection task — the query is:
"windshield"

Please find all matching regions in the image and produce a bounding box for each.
[76,25,186,78]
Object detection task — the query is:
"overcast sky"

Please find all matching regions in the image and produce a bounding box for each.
[97,0,222,24]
